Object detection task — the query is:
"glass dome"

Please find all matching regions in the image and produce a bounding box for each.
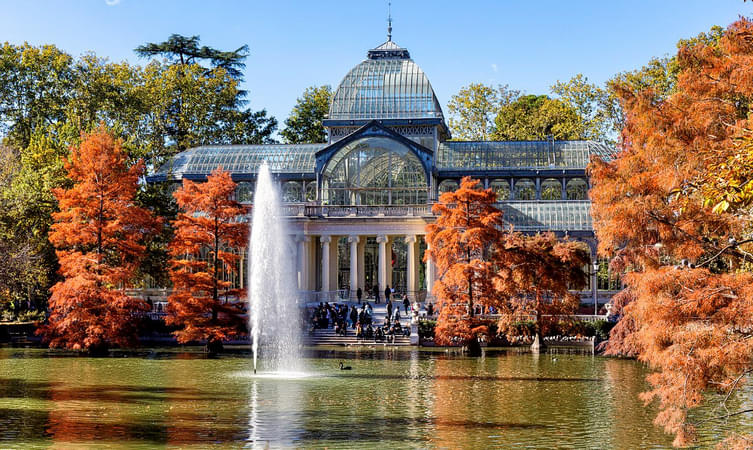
[329,41,444,121]
[322,136,428,205]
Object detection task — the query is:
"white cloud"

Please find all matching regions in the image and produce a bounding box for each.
[491,63,498,73]
[105,0,121,5]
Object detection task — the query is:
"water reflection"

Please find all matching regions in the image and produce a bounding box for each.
[5,347,738,448]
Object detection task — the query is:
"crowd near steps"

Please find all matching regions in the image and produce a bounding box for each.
[302,299,423,347]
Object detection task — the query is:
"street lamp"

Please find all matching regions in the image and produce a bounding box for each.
[592,261,600,316]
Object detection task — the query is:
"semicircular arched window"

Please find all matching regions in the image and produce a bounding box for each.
[514,178,536,201]
[438,180,459,197]
[490,179,510,201]
[566,178,588,200]
[282,181,302,203]
[236,182,254,203]
[541,178,562,200]
[321,137,428,205]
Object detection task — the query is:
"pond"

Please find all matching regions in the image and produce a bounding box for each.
[0,346,747,448]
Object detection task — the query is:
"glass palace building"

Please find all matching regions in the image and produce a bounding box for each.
[149,38,620,309]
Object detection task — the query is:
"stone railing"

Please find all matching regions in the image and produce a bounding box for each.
[281,204,432,218]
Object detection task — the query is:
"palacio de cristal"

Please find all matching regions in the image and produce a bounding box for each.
[147,36,621,311]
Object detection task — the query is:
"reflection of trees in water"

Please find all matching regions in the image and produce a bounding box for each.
[429,352,654,448]
[164,359,246,445]
[43,359,176,445]
[603,358,672,447]
[604,358,753,447]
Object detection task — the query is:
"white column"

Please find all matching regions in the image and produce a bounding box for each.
[425,239,435,296]
[348,235,359,300]
[357,238,366,296]
[320,236,331,293]
[377,235,388,294]
[296,235,309,291]
[405,235,416,299]
[386,237,393,288]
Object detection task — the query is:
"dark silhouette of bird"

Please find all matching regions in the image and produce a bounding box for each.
[339,361,352,370]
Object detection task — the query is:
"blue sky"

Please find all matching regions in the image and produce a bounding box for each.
[1,1,748,129]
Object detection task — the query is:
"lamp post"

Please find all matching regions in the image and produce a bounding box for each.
[592,261,600,316]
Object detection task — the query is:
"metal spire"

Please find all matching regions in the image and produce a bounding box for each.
[387,2,392,41]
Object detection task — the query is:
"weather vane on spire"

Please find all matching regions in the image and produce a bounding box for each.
[387,1,392,41]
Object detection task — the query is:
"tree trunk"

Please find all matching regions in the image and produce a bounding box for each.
[87,343,110,357]
[465,336,482,357]
[206,339,223,354]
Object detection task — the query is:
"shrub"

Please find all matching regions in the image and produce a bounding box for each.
[17,310,46,323]
[418,320,436,339]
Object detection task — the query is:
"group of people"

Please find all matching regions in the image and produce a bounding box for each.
[356,315,410,342]
[308,302,377,336]
[306,298,416,342]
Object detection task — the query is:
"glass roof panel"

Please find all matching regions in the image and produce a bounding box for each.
[497,201,593,231]
[436,141,617,170]
[153,144,325,179]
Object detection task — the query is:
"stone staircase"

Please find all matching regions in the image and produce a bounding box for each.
[302,301,417,347]
[302,327,412,346]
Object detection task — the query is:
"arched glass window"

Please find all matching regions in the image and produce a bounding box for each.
[236,182,254,203]
[305,182,317,202]
[322,137,428,205]
[514,178,536,200]
[438,180,459,196]
[490,179,510,201]
[541,178,562,200]
[282,181,302,203]
[566,178,588,200]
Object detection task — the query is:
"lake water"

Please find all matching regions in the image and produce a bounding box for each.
[0,346,747,448]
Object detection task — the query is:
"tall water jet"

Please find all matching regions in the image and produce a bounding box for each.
[249,162,302,374]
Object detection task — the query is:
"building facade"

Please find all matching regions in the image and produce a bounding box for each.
[148,38,620,309]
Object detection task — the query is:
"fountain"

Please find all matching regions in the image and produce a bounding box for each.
[248,162,302,375]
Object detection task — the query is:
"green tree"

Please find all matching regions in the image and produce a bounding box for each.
[493,94,585,140]
[135,34,277,156]
[281,85,332,143]
[0,43,75,149]
[0,145,46,316]
[0,125,76,312]
[447,83,519,140]
[135,34,249,79]
[551,74,616,142]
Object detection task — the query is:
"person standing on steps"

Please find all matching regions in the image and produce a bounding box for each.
[349,305,358,329]
[384,285,391,302]
[403,295,410,314]
[356,287,362,304]
[386,299,393,323]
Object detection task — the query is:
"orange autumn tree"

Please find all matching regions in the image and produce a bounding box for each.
[426,177,505,350]
[167,167,248,352]
[494,232,589,345]
[591,18,753,447]
[43,127,158,354]
[426,176,589,351]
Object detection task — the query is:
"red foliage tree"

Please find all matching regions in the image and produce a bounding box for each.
[426,177,505,348]
[494,232,589,343]
[426,177,589,350]
[167,167,248,352]
[43,126,157,354]
[590,18,753,446]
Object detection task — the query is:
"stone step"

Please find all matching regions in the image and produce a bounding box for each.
[303,329,412,346]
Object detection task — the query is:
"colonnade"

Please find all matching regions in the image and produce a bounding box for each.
[294,233,436,301]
